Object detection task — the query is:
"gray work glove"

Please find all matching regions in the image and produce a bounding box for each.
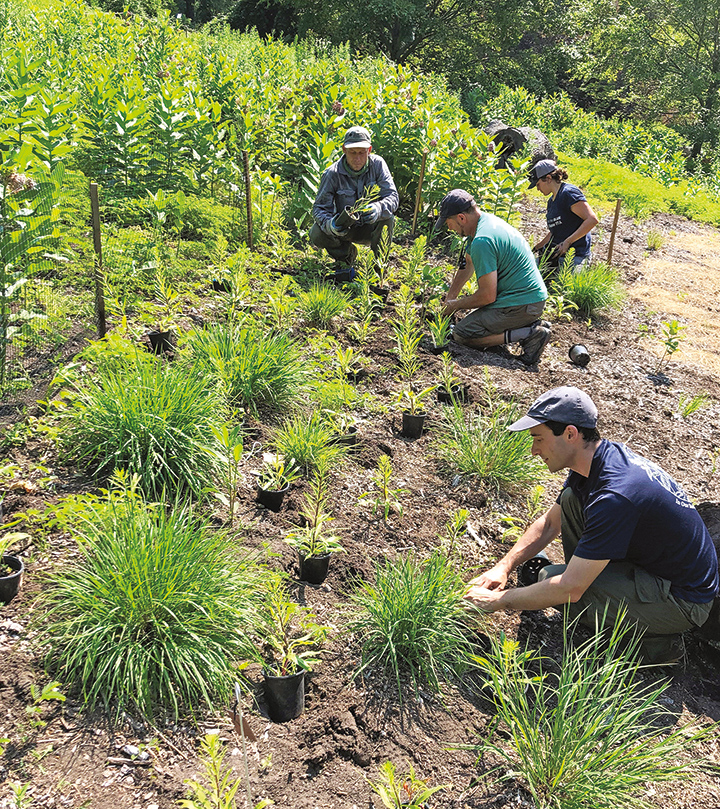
[360,202,381,225]
[327,214,349,237]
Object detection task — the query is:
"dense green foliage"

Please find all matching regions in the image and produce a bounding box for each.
[40,483,270,718]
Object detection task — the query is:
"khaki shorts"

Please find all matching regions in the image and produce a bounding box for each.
[453,300,546,340]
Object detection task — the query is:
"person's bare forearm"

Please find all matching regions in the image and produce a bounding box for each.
[446,262,473,301]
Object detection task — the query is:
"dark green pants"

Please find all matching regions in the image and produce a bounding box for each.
[538,488,712,663]
[309,216,394,265]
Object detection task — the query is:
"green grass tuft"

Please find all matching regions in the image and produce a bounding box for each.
[298,282,349,329]
[273,412,348,475]
[551,261,625,316]
[349,552,474,700]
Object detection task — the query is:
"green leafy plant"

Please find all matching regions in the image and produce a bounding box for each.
[646,229,664,250]
[207,422,244,525]
[284,471,344,558]
[544,292,579,323]
[346,183,381,218]
[59,357,223,499]
[40,483,269,719]
[298,282,349,329]
[551,261,624,316]
[180,733,273,809]
[396,385,436,416]
[428,312,451,349]
[350,551,474,700]
[257,455,301,492]
[273,412,348,475]
[152,272,182,333]
[184,321,306,416]
[367,760,448,808]
[436,351,462,394]
[470,613,715,809]
[655,319,686,372]
[360,454,407,521]
[258,579,329,677]
[440,507,469,559]
[497,484,546,541]
[8,782,32,809]
[677,392,709,419]
[25,681,65,729]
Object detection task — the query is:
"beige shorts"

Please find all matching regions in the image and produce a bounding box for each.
[453,300,546,340]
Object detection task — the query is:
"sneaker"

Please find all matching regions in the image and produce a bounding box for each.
[329,266,357,283]
[519,324,551,365]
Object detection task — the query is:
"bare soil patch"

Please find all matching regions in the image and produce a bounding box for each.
[2,203,720,809]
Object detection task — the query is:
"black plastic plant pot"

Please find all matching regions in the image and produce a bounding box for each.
[333,425,358,447]
[264,669,305,723]
[518,552,553,586]
[429,343,451,356]
[568,344,591,367]
[299,552,331,585]
[336,206,360,230]
[437,384,469,404]
[256,483,290,512]
[369,284,390,303]
[402,411,426,439]
[0,555,24,606]
[147,330,173,354]
[212,278,232,293]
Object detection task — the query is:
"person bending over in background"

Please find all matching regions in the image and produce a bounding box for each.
[529,159,599,270]
[463,386,718,665]
[310,126,399,283]
[435,189,551,366]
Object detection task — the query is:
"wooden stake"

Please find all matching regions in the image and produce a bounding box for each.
[606,199,622,266]
[89,182,106,338]
[412,151,428,235]
[243,150,253,250]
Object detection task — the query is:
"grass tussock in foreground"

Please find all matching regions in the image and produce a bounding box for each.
[472,613,714,809]
[39,479,271,719]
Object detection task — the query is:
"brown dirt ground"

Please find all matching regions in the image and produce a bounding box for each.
[2,199,720,809]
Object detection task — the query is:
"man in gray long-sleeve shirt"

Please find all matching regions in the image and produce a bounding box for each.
[310,126,399,280]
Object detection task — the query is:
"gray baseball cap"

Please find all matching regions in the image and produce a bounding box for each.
[434,189,475,232]
[528,159,557,188]
[508,386,598,431]
[343,126,372,148]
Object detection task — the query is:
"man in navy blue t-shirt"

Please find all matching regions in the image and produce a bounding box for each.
[464,386,719,664]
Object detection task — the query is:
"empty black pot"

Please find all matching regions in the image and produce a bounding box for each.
[568,344,590,367]
[402,411,426,439]
[299,552,331,585]
[518,552,553,586]
[148,330,173,354]
[264,670,305,723]
[256,483,290,512]
[0,555,24,605]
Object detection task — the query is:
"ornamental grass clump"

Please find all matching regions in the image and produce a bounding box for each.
[349,552,474,700]
[298,281,349,329]
[435,400,544,488]
[59,356,221,499]
[39,484,270,720]
[471,613,714,809]
[551,260,625,316]
[183,320,305,416]
[273,412,348,475]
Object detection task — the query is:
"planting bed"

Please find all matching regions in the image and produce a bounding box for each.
[2,204,720,809]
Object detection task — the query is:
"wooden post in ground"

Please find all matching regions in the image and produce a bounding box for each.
[606,199,622,266]
[412,151,428,235]
[89,182,106,338]
[243,150,253,250]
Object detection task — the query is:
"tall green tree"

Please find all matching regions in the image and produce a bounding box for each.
[568,0,720,157]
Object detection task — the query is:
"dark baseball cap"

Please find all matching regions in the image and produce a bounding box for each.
[343,126,372,148]
[528,159,557,188]
[434,189,475,231]
[507,386,598,431]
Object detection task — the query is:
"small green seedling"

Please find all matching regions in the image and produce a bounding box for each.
[367,760,448,808]
[26,681,65,729]
[656,319,685,372]
[360,455,407,521]
[677,392,709,419]
[396,385,436,415]
[208,422,244,525]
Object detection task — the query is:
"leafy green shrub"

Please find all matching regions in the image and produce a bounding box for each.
[349,552,473,700]
[183,321,305,416]
[170,196,246,245]
[59,357,222,498]
[435,400,544,487]
[472,615,713,809]
[298,282,349,329]
[551,261,624,316]
[273,412,348,475]
[40,485,270,719]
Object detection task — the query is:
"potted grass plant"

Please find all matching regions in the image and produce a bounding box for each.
[284,472,344,584]
[0,533,26,606]
[397,386,436,439]
[258,580,329,722]
[436,352,469,404]
[256,456,300,511]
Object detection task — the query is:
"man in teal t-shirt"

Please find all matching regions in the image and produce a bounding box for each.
[435,189,550,365]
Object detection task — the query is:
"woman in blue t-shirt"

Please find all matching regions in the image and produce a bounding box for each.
[528,160,599,269]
